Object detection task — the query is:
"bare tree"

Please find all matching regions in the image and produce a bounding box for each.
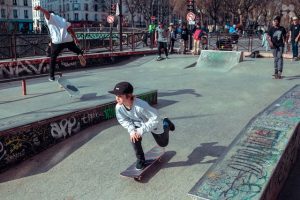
[123,0,139,27]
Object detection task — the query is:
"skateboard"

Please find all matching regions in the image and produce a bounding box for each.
[120,146,165,181]
[57,77,80,97]
[156,57,165,61]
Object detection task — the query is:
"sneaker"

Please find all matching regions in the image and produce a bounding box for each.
[78,54,86,67]
[278,72,282,79]
[48,77,55,82]
[135,159,145,170]
[157,56,162,61]
[163,118,175,131]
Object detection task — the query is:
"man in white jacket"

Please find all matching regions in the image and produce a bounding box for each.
[34,5,86,81]
[109,82,175,170]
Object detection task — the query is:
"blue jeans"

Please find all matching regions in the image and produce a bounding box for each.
[291,41,298,58]
[272,46,284,74]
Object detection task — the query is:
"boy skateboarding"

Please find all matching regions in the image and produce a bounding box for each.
[108,82,175,170]
[34,5,86,81]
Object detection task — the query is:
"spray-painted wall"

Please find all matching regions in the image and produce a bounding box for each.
[0,90,157,172]
[188,85,300,200]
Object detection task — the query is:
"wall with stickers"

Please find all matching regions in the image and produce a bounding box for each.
[0,91,157,172]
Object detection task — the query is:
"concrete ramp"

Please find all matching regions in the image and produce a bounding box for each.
[188,85,300,200]
[196,50,243,72]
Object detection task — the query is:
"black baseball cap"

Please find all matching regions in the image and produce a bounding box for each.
[108,82,134,95]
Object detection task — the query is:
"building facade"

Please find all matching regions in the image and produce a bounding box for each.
[33,0,109,29]
[0,0,33,33]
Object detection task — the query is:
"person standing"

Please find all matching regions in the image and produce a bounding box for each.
[181,24,189,54]
[288,16,300,61]
[148,22,156,49]
[155,22,169,60]
[267,16,287,79]
[34,5,86,81]
[192,24,203,55]
[168,23,177,54]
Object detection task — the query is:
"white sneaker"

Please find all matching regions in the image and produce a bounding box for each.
[78,55,86,67]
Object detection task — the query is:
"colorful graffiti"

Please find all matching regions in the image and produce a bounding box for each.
[189,85,300,200]
[0,91,157,172]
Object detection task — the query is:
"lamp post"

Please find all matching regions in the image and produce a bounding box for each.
[119,0,123,51]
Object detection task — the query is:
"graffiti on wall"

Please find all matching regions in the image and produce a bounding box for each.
[189,85,300,200]
[0,59,85,78]
[0,91,157,171]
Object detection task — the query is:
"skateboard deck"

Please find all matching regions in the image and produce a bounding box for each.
[57,77,80,97]
[156,57,165,61]
[120,146,165,181]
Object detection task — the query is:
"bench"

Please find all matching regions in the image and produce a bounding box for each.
[188,85,300,200]
[0,72,62,95]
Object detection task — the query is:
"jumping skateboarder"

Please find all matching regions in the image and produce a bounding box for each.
[108,82,175,170]
[34,5,86,81]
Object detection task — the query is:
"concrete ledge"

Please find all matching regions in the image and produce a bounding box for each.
[0,49,156,79]
[0,90,157,172]
[188,85,300,200]
[197,50,243,72]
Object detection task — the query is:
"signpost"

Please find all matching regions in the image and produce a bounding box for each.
[186,12,196,50]
[107,15,115,51]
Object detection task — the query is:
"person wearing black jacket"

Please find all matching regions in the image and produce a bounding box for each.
[180,24,189,54]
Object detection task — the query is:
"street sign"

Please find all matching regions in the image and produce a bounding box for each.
[107,15,115,24]
[186,12,195,21]
[151,16,156,21]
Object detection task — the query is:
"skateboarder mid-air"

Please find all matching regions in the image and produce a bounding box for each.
[34,5,86,81]
[108,82,175,170]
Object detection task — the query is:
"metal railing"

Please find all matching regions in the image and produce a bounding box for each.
[0,30,270,60]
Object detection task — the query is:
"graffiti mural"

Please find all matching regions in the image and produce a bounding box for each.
[50,117,81,139]
[0,91,157,172]
[189,85,300,200]
[0,57,105,78]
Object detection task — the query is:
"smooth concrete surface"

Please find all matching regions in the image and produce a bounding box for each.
[196,50,242,72]
[0,55,299,200]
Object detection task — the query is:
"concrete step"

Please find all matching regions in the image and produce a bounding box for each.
[0,89,157,172]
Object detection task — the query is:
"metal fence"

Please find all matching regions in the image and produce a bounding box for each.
[0,30,269,60]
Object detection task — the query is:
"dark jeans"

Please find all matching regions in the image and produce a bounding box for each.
[272,46,284,74]
[168,39,176,53]
[183,39,188,53]
[149,32,155,48]
[291,40,298,58]
[131,126,170,161]
[158,42,168,57]
[50,41,83,79]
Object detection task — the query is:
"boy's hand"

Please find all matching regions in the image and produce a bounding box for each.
[130,132,141,143]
